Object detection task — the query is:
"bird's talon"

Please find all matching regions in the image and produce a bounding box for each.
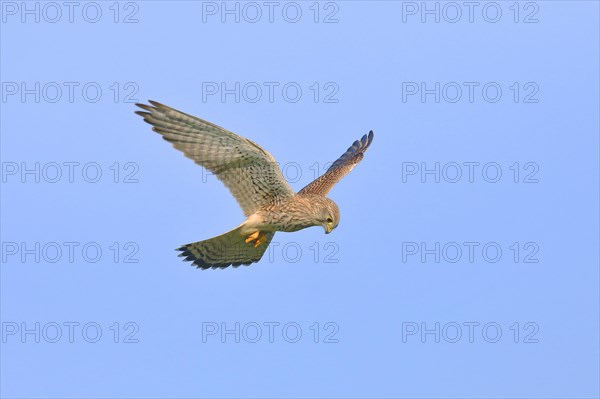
[254,233,267,247]
[246,231,267,247]
[245,231,259,244]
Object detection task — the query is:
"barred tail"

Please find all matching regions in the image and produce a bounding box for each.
[177,226,274,270]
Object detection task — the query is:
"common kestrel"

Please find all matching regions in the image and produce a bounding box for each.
[135,101,374,269]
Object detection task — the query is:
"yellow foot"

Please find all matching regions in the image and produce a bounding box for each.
[254,232,267,247]
[245,231,259,244]
[245,231,267,248]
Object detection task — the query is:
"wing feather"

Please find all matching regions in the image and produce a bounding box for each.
[135,101,295,216]
[299,131,374,196]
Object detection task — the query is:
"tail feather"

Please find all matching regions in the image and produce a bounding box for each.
[177,226,274,270]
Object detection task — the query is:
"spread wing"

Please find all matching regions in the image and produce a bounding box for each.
[135,101,295,216]
[299,131,374,196]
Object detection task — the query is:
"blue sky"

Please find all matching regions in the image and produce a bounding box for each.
[1,1,599,398]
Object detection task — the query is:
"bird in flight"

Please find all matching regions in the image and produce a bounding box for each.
[135,101,374,269]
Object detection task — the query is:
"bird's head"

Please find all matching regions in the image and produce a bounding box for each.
[318,198,340,234]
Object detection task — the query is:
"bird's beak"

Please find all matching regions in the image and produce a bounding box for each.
[325,225,333,234]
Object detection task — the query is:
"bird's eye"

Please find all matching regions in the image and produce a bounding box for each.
[326,217,333,224]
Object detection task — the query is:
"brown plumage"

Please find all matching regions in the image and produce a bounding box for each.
[135,101,374,269]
